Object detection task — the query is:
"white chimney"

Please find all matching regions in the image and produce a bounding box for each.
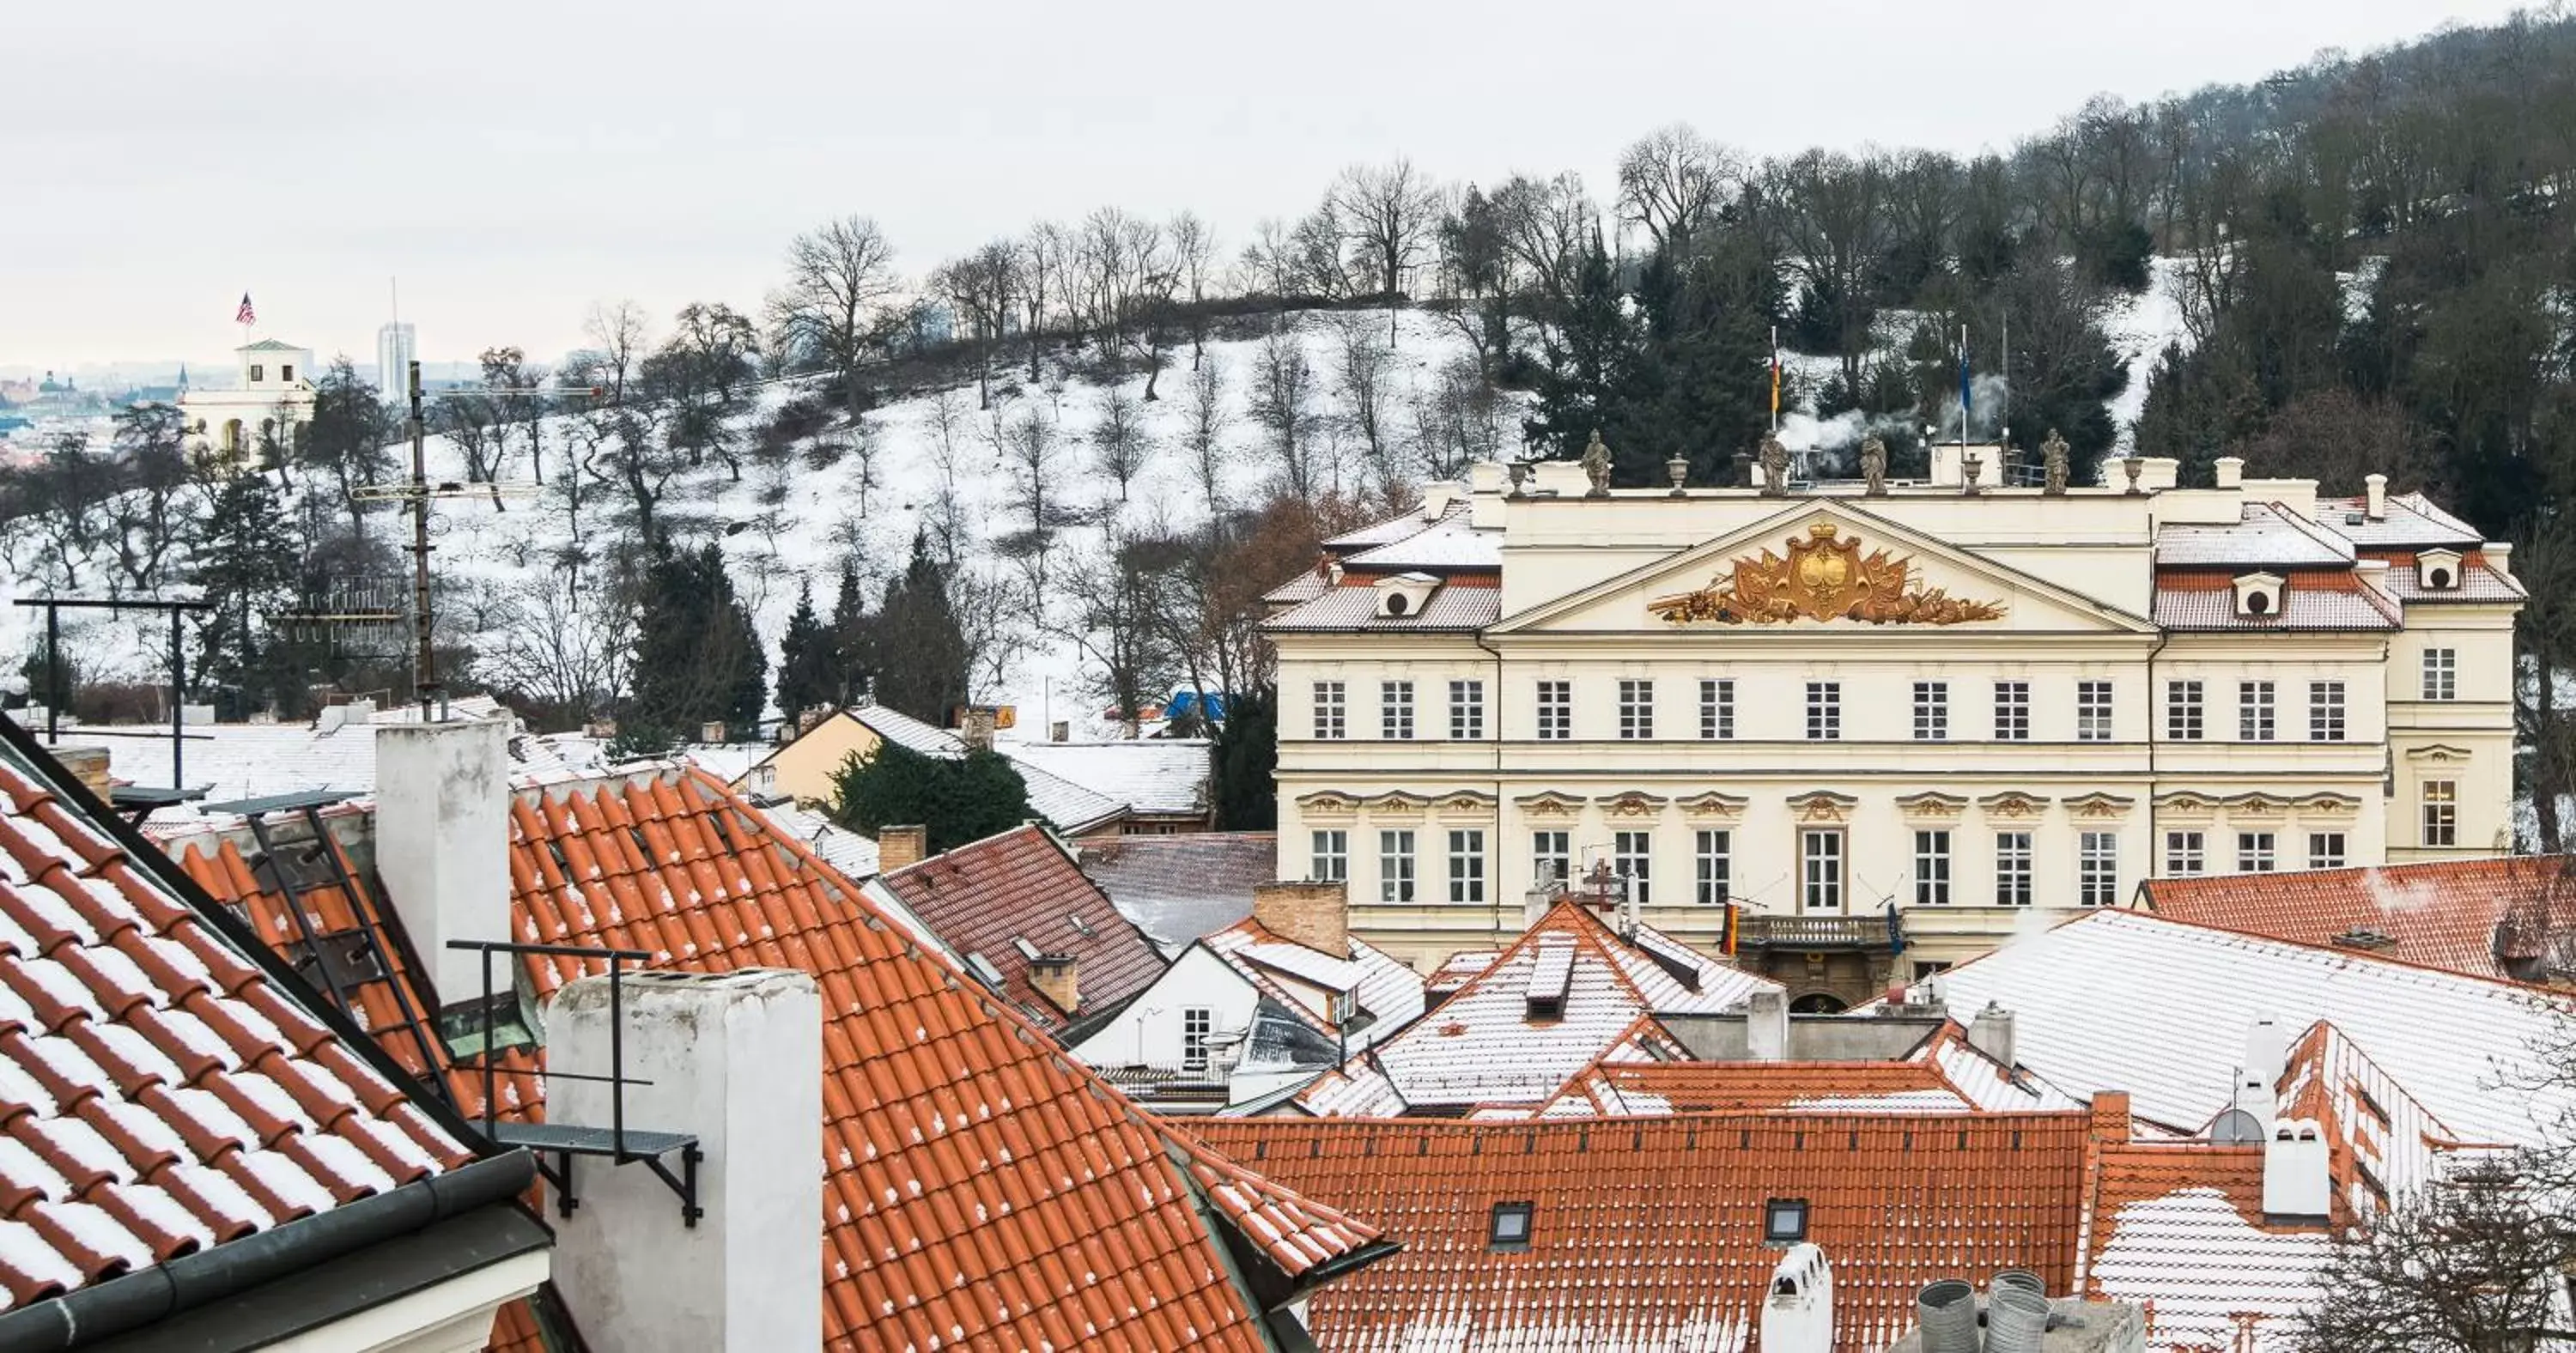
[1748,988,1789,1061]
[2364,473,2388,521]
[1966,1004,2017,1069]
[2239,1017,2284,1126]
[374,719,513,1006]
[2214,456,2245,490]
[1758,1242,1833,1353]
[546,968,823,1353]
[2488,541,2513,579]
[2263,1119,2331,1219]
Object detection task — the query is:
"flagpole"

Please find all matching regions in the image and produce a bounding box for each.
[1959,323,1969,458]
[1769,325,1779,434]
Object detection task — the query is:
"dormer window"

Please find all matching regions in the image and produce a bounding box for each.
[2418,549,2462,592]
[1489,1201,1534,1250]
[1765,1198,1809,1244]
[1374,572,1442,618]
[2232,572,2285,619]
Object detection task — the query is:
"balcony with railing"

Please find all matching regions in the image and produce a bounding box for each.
[1738,911,1904,952]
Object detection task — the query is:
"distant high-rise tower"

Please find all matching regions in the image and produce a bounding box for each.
[376,321,416,399]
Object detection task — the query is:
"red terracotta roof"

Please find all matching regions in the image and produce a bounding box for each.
[2083,1142,2337,1351]
[872,823,1168,1033]
[1197,1110,2098,1351]
[0,747,476,1315]
[182,766,1386,1351]
[2138,856,2576,985]
[2151,567,2403,630]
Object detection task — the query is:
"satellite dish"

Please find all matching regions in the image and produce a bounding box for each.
[2209,1107,2264,1144]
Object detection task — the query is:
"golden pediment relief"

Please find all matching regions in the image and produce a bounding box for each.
[1978,792,2050,819]
[1675,792,1748,820]
[2065,793,2136,819]
[1788,791,1857,824]
[1895,792,1968,819]
[1597,792,1669,818]
[1649,521,2008,626]
[1516,792,1586,817]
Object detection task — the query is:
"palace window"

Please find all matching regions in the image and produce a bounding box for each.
[1994,681,2030,741]
[1181,1006,1213,1074]
[2239,681,2275,742]
[2236,832,2277,873]
[2422,648,2458,701]
[247,364,264,382]
[2166,680,2204,741]
[1309,829,1347,883]
[2309,681,2346,742]
[1379,830,1416,902]
[279,364,295,383]
[1694,830,1732,907]
[2422,780,2458,847]
[1312,682,1346,739]
[1801,829,1844,913]
[1699,678,1735,740]
[2307,832,2347,870]
[1449,680,1485,740]
[1382,681,1415,740]
[1613,831,1653,905]
[1448,829,1486,904]
[2076,681,2114,742]
[2078,832,2118,907]
[1536,680,1571,740]
[2165,830,2205,876]
[1913,682,1949,741]
[1995,832,2033,907]
[1806,682,1841,741]
[1914,829,1952,907]
[1618,679,1656,739]
[1532,830,1571,889]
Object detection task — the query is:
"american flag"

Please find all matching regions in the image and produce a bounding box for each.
[234,292,255,325]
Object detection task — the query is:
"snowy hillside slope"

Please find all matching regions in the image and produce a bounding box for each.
[6,279,2197,730]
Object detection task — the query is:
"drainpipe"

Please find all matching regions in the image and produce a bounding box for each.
[1474,625,1507,945]
[2145,630,2170,888]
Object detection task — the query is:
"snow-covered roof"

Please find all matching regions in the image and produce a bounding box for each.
[842,703,970,758]
[1076,832,1275,952]
[1001,739,1210,818]
[2085,1148,2333,1352]
[1263,583,1502,633]
[2312,491,2483,549]
[1203,919,1425,1044]
[2155,502,2355,567]
[2152,570,2402,631]
[1915,909,2571,1146]
[752,799,883,880]
[1295,901,1777,1115]
[812,707,1129,833]
[1341,516,1503,571]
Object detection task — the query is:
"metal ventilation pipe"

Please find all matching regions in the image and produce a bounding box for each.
[1915,1279,1980,1353]
[1992,1269,2044,1301]
[1985,1284,2051,1353]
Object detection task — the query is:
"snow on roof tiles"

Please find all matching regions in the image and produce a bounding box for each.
[2140,855,2576,985]
[2312,492,2484,548]
[1197,1109,2096,1352]
[2153,569,2401,631]
[2364,549,2527,603]
[2154,502,2355,567]
[181,767,1385,1350]
[1074,832,1275,951]
[1340,516,1503,571]
[873,823,1168,1034]
[1296,901,1777,1114]
[1918,909,2570,1146]
[2085,1146,2334,1353]
[1203,919,1426,1048]
[1263,582,1503,633]
[1002,739,1211,818]
[0,739,476,1316]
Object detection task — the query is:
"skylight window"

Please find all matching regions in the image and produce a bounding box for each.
[1764,1198,1809,1245]
[1488,1201,1534,1251]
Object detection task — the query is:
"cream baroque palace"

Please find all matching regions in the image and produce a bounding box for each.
[1263,446,2523,1007]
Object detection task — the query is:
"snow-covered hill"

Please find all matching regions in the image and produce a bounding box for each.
[4,276,2196,730]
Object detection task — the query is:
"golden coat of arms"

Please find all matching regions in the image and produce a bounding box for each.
[1649,521,2008,626]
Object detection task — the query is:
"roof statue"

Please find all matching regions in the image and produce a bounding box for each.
[2043,428,2070,495]
[1860,435,1888,496]
[1580,429,1611,496]
[1759,432,1790,496]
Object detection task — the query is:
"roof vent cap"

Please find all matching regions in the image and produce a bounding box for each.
[2331,926,2397,951]
[2232,571,2285,619]
[1373,572,1442,619]
[2419,548,2462,592]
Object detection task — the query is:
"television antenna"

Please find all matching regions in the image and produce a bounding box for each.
[355,360,594,719]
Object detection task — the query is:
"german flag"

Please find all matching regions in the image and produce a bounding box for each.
[1719,901,1741,956]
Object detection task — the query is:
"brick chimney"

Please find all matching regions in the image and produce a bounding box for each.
[1254,881,1349,956]
[878,824,927,872]
[1028,955,1080,1014]
[545,968,822,1353]
[374,719,512,1007]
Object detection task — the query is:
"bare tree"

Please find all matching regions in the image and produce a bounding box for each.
[1052,531,1177,737]
[1169,210,1219,370]
[934,241,1016,409]
[1492,172,1597,310]
[1182,357,1234,515]
[484,571,636,725]
[1329,312,1397,485]
[1011,222,1068,381]
[772,215,899,420]
[1330,159,1441,346]
[1249,325,1321,500]
[1091,386,1155,505]
[1619,124,1738,250]
[1411,353,1507,479]
[2295,1158,2576,1352]
[1771,149,1893,397]
[578,300,650,410]
[105,404,194,590]
[993,397,1066,544]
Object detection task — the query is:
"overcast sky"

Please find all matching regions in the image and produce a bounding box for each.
[1,1,2535,374]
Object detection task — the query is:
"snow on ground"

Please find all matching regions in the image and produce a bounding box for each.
[2102,256,2194,458]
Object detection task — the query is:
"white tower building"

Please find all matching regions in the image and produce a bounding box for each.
[377,321,417,400]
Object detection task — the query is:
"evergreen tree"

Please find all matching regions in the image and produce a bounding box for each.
[869,532,969,725]
[1629,228,1783,485]
[628,543,767,737]
[828,561,874,704]
[1211,683,1278,830]
[1522,228,1642,464]
[187,470,299,713]
[829,741,1031,852]
[775,581,839,721]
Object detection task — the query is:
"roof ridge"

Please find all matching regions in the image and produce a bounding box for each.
[2097,906,2576,998]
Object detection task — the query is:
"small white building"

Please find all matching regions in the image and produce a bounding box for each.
[179,337,317,465]
[1072,882,1426,1109]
